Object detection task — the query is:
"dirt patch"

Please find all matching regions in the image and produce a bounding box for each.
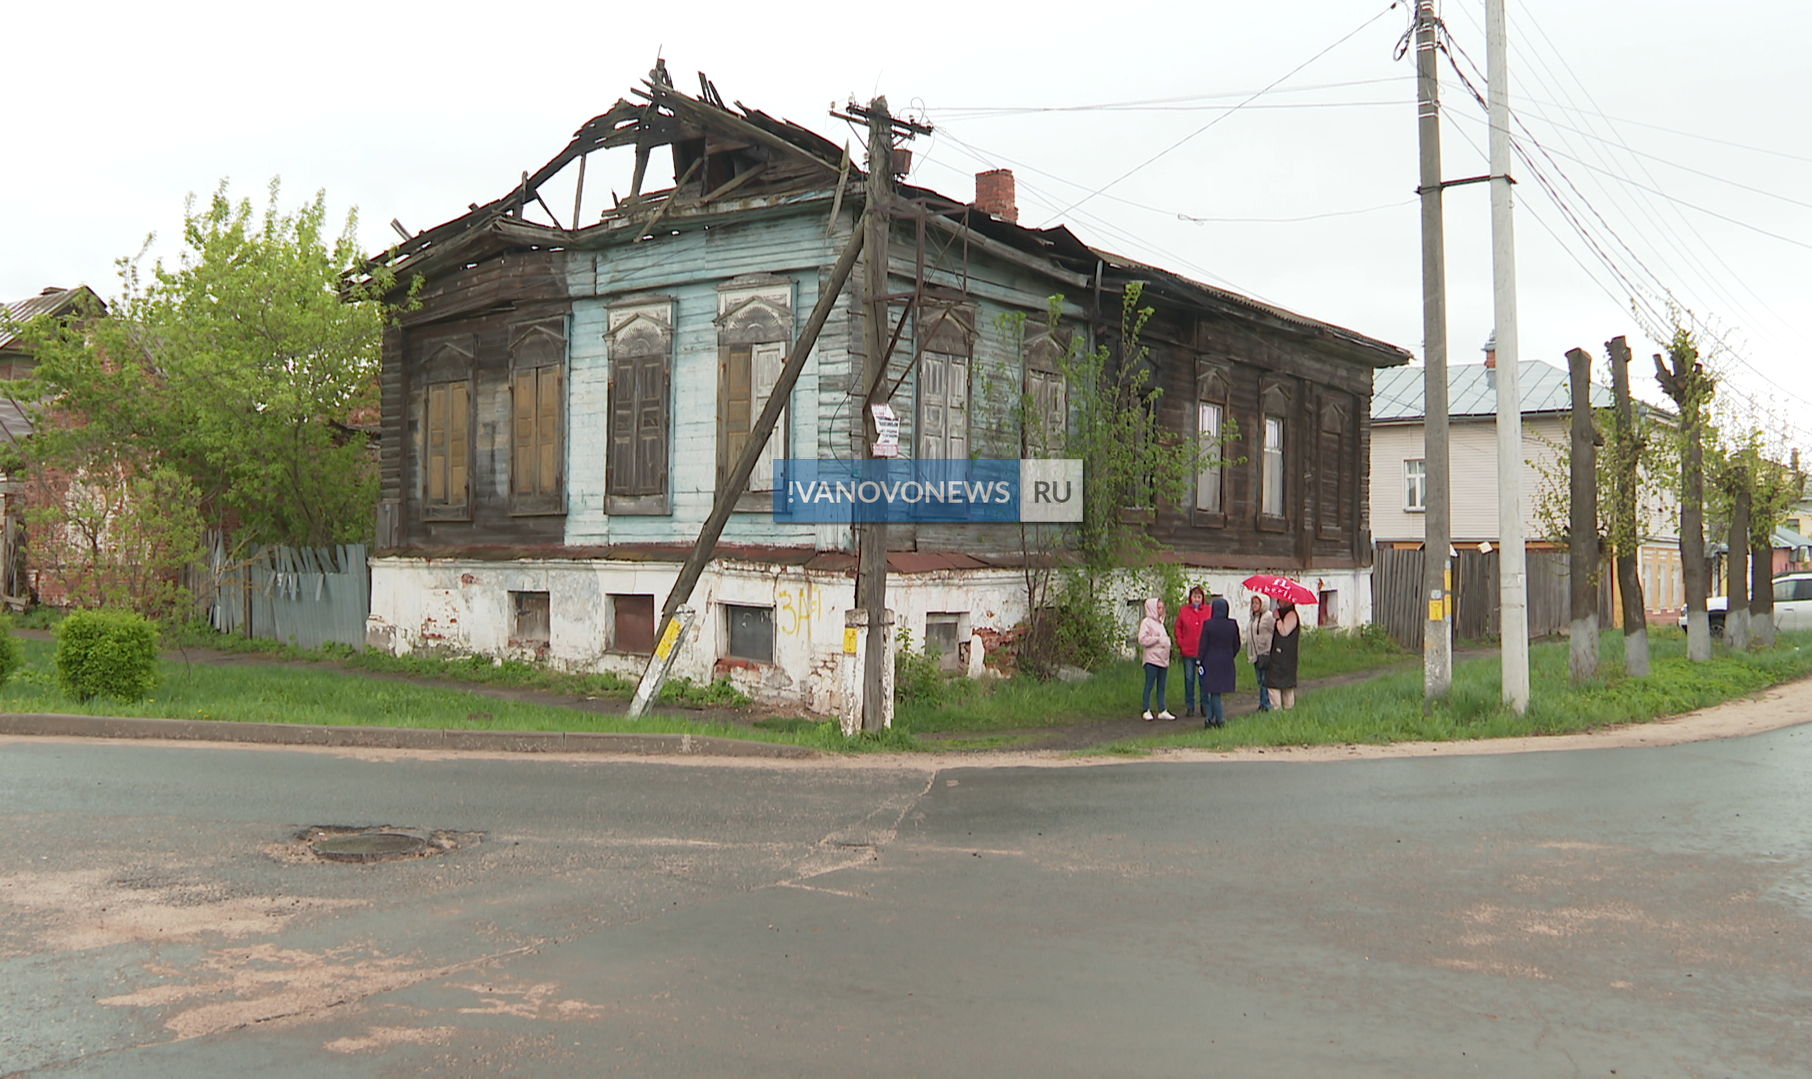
[0,868,361,951]
[325,1025,459,1054]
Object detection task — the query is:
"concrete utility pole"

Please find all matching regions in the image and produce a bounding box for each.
[1566,346,1599,682]
[1486,0,1529,711]
[1607,335,1650,677]
[855,97,895,733]
[1415,0,1453,704]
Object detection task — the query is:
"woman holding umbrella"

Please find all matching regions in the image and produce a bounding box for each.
[1241,576,1314,711]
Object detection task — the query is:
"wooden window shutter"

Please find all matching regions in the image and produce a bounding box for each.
[721,346,753,485]
[447,380,469,507]
[427,383,449,503]
[537,365,560,499]
[750,342,786,491]
[513,369,537,496]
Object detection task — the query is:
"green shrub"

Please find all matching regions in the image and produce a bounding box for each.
[0,619,22,688]
[893,627,944,704]
[657,675,751,707]
[55,609,160,702]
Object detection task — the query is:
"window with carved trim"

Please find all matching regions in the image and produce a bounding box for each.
[718,279,793,496]
[919,307,974,460]
[421,335,475,521]
[1262,416,1286,518]
[1317,395,1350,540]
[606,299,673,513]
[1024,329,1068,457]
[1195,365,1232,521]
[1258,382,1291,527]
[510,319,565,515]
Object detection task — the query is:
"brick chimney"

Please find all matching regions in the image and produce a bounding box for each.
[974,169,1018,224]
[1482,330,1497,369]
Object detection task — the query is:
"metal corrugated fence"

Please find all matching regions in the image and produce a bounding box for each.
[211,543,369,650]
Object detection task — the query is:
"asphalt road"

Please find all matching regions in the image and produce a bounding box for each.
[2,729,1810,1078]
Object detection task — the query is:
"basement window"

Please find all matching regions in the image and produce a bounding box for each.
[725,604,774,664]
[512,591,551,646]
[611,594,656,655]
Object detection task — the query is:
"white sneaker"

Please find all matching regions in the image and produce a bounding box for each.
[1142,710,1155,721]
[1157,710,1176,721]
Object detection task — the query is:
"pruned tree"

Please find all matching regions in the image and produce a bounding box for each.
[1606,335,1650,676]
[1654,326,1717,662]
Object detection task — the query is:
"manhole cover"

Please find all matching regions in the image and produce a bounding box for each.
[312,832,429,863]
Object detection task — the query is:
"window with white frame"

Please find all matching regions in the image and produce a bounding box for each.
[1197,402,1225,514]
[1261,415,1285,518]
[1405,458,1427,512]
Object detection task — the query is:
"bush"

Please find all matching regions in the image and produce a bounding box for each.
[0,619,21,688]
[55,609,160,702]
[893,627,945,704]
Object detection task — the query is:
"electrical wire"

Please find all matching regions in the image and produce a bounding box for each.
[1038,1,1402,225]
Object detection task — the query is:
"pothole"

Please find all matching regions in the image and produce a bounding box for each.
[272,826,483,865]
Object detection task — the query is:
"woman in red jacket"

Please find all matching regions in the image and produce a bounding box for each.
[1174,586,1210,717]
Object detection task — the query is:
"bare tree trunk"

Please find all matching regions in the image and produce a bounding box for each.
[1566,347,1598,681]
[1607,336,1648,675]
[1751,536,1776,649]
[1726,483,1751,650]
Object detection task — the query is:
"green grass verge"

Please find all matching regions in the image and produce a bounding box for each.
[898,627,1410,734]
[1100,628,1812,753]
[0,637,908,753]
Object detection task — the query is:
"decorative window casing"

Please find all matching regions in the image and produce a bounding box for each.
[509,319,565,515]
[1404,459,1427,512]
[1024,328,1069,457]
[422,335,476,521]
[717,278,793,501]
[1258,381,1291,528]
[606,298,674,515]
[1317,393,1351,540]
[1195,364,1232,524]
[918,307,974,460]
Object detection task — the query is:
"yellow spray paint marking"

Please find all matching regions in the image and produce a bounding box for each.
[843,627,859,654]
[654,618,682,660]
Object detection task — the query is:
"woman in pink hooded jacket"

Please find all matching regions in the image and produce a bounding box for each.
[1137,597,1176,721]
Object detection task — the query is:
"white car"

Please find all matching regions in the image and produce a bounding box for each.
[1677,573,1812,634]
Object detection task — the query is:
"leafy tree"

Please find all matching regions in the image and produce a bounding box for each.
[6,179,400,551]
[1654,325,1717,662]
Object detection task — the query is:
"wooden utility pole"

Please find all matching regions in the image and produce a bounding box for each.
[1655,336,1712,662]
[1414,0,1453,704]
[1607,335,1649,676]
[855,96,895,733]
[623,219,871,718]
[1565,347,1599,682]
[1727,474,1751,650]
[1487,0,1529,711]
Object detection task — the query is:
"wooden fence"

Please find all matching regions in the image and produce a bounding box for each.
[1372,544,1613,649]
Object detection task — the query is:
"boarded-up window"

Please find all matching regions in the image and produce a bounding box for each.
[511,591,550,646]
[718,281,792,496]
[611,593,656,654]
[725,604,774,663]
[425,378,472,518]
[1024,330,1068,457]
[919,308,973,460]
[607,300,673,512]
[1318,396,1350,540]
[510,320,565,515]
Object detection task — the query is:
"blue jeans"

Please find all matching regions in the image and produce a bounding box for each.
[1255,662,1272,710]
[1179,656,1200,711]
[1142,663,1168,713]
[1205,693,1225,726]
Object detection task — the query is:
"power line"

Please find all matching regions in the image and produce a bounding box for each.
[930,76,1408,115]
[1039,2,1401,225]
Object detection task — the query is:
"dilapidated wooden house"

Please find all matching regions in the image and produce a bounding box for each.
[363,67,1411,708]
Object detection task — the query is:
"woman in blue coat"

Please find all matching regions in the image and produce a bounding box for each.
[1195,597,1242,728]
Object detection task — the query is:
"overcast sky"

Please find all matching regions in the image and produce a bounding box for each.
[6,1,1806,442]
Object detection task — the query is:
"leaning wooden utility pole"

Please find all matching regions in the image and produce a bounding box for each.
[1565,346,1599,682]
[855,97,895,733]
[1486,0,1529,711]
[1607,335,1649,677]
[1414,0,1454,704]
[623,218,871,718]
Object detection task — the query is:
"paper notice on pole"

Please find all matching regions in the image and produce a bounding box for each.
[872,441,900,458]
[870,403,897,423]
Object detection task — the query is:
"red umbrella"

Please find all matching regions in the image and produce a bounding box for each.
[1241,575,1317,605]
